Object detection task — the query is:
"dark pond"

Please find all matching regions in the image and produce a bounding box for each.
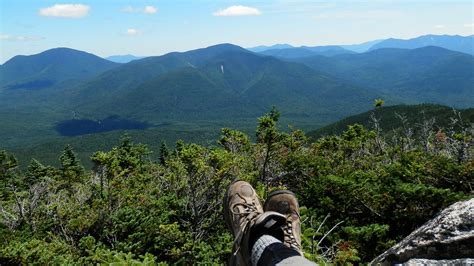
[56,116,152,136]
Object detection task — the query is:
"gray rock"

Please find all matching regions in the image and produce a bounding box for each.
[371,198,474,265]
[401,258,474,266]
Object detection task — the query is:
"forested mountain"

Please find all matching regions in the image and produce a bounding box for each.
[70,45,380,124]
[308,104,474,138]
[0,48,119,90]
[369,34,474,55]
[291,46,474,108]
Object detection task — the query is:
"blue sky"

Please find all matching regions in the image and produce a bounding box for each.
[1,0,473,63]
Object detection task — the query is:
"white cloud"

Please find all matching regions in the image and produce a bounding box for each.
[0,34,44,41]
[213,5,261,16]
[464,23,474,28]
[125,28,139,36]
[39,4,90,18]
[121,5,158,14]
[434,25,446,29]
[144,6,158,14]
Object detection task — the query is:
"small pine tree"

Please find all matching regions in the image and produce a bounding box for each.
[25,159,46,186]
[159,141,169,165]
[59,145,84,184]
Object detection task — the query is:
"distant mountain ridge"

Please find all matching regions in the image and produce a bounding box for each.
[249,34,473,55]
[247,44,294,52]
[106,54,144,63]
[370,34,474,55]
[259,45,355,58]
[340,39,384,53]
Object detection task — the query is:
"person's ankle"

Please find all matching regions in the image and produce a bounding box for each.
[248,211,286,255]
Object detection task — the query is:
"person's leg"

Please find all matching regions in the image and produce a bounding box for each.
[259,190,317,265]
[224,181,316,265]
[224,181,287,265]
[264,190,302,254]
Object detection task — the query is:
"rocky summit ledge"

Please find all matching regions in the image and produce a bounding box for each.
[371,198,474,265]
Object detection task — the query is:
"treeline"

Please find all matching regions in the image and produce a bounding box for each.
[0,108,472,264]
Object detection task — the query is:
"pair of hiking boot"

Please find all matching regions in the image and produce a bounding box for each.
[224,181,302,265]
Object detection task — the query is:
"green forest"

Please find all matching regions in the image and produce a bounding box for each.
[1,107,473,264]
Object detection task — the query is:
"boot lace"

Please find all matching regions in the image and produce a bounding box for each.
[283,214,301,251]
[230,198,262,256]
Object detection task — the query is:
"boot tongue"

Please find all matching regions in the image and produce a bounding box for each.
[263,218,278,228]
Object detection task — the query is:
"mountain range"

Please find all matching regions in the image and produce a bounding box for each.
[369,34,474,55]
[52,44,381,126]
[289,46,474,108]
[249,34,474,55]
[0,34,472,165]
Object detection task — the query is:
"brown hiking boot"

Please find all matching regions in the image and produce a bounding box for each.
[224,181,287,266]
[264,190,303,255]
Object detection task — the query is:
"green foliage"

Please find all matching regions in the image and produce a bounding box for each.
[0,108,472,264]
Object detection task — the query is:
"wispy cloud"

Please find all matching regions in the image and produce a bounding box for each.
[122,5,158,14]
[314,10,401,20]
[0,34,44,41]
[464,23,474,28]
[213,5,261,16]
[125,28,139,36]
[39,4,90,18]
[434,25,446,29]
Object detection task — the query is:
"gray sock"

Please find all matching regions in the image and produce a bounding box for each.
[250,234,281,266]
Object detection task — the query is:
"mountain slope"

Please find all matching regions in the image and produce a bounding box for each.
[291,46,474,108]
[0,48,119,90]
[369,34,474,55]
